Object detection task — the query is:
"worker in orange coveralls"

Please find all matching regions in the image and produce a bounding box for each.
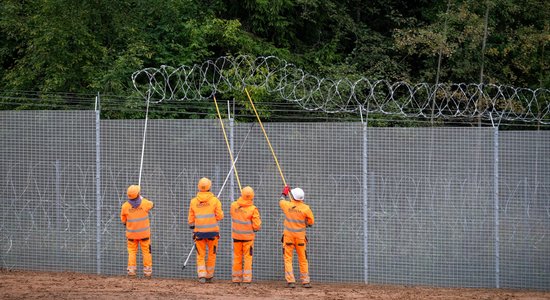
[230,186,262,286]
[279,186,314,288]
[188,177,224,283]
[120,185,154,277]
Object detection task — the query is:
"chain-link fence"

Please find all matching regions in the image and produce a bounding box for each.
[1,108,548,290]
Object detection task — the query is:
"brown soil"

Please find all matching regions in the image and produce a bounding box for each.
[0,269,549,300]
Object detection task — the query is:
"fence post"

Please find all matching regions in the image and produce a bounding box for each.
[361,107,369,284]
[493,126,499,288]
[95,92,101,274]
[55,159,61,266]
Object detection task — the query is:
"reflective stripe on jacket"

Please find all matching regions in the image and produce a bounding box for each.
[188,191,224,237]
[279,199,314,239]
[230,197,261,241]
[121,198,154,240]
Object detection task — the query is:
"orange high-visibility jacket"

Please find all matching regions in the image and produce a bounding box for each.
[230,197,261,241]
[121,198,154,240]
[279,199,314,239]
[188,192,224,237]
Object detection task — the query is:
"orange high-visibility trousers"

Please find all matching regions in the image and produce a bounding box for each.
[282,235,310,284]
[127,238,152,276]
[232,240,254,283]
[195,237,219,279]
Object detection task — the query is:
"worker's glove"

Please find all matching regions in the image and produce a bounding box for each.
[281,185,291,197]
[306,224,312,228]
[189,225,195,230]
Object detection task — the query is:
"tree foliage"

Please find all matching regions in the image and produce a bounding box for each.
[0,0,548,119]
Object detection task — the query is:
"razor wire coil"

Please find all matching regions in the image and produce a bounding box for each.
[132,55,550,124]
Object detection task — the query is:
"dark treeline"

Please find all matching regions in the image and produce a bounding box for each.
[0,0,548,120]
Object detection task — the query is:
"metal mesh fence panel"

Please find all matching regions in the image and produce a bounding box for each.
[99,119,230,277]
[366,128,496,287]
[1,111,549,290]
[0,111,97,273]
[98,120,364,282]
[499,131,550,290]
[228,122,365,282]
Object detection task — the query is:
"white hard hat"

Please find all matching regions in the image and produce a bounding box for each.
[290,188,304,201]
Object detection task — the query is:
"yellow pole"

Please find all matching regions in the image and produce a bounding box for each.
[244,88,287,187]
[213,95,242,191]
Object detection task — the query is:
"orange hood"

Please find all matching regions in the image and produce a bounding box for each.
[196,191,215,202]
[236,196,253,207]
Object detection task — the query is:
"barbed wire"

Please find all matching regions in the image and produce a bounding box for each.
[131,55,550,124]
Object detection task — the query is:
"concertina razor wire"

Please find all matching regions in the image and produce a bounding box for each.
[131,55,550,124]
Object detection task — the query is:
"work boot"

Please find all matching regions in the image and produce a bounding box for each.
[127,266,137,277]
[205,277,213,283]
[286,282,296,288]
[302,283,312,288]
[198,277,206,283]
[232,282,240,286]
[143,266,152,278]
[242,282,251,287]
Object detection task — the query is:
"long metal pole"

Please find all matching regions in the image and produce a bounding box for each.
[244,88,287,187]
[219,123,255,196]
[182,244,196,270]
[138,91,151,186]
[229,101,235,202]
[213,95,242,191]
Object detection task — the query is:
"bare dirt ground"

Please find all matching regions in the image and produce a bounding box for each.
[0,269,549,300]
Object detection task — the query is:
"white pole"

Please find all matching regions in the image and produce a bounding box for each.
[228,100,235,202]
[138,91,151,186]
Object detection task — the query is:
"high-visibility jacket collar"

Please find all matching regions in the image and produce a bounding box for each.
[236,196,253,207]
[128,196,142,208]
[196,191,215,203]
